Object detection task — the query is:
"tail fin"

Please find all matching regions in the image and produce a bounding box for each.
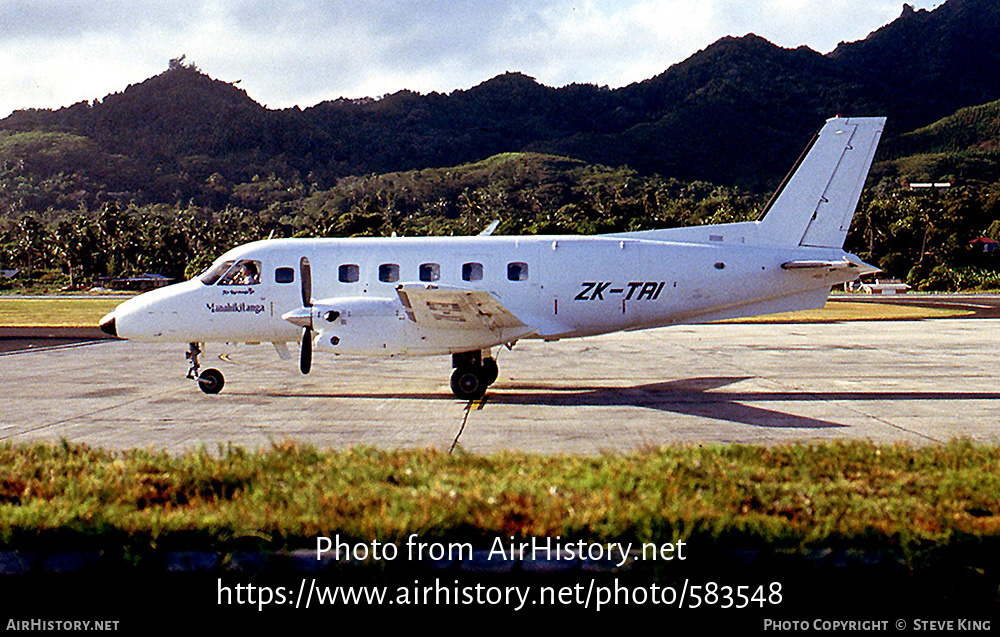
[756,116,885,249]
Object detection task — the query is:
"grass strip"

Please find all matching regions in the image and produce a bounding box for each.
[0,298,124,327]
[723,301,967,323]
[1,440,997,562]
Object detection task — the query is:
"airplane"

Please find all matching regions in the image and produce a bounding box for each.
[99,116,885,400]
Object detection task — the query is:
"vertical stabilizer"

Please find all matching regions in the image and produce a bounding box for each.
[756,117,885,248]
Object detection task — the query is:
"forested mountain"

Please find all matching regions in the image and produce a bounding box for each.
[830,0,1000,131]
[3,0,1000,205]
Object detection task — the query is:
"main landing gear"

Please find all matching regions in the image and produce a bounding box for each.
[450,350,499,401]
[186,342,225,395]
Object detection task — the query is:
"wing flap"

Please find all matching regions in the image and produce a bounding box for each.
[396,283,527,332]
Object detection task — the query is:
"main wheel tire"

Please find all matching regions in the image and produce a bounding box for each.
[450,367,487,400]
[482,358,499,386]
[198,368,225,394]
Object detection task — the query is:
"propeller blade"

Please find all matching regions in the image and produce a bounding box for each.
[300,327,312,374]
[300,256,312,309]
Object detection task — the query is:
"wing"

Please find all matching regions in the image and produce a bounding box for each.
[396,283,528,332]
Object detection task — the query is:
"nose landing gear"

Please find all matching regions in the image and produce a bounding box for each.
[186,342,225,395]
[197,368,225,394]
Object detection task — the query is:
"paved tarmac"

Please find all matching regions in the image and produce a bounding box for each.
[2,310,998,453]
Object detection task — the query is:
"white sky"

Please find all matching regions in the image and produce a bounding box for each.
[0,0,944,118]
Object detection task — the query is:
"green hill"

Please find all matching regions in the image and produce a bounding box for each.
[876,100,1000,182]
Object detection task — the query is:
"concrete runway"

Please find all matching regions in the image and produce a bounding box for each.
[2,310,999,453]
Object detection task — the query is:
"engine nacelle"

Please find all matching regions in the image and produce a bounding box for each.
[310,297,410,354]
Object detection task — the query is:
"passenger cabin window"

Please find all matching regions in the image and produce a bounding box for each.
[275,267,295,284]
[462,262,483,281]
[217,259,261,285]
[339,264,359,283]
[419,263,440,282]
[199,260,234,285]
[379,263,400,283]
[507,262,528,281]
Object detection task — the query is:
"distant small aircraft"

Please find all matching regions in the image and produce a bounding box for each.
[100,116,884,399]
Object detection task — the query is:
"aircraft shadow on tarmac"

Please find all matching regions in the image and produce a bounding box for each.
[251,376,1000,430]
[488,377,843,429]
[492,378,1000,429]
[246,376,980,429]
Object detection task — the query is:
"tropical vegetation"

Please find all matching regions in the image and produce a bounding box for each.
[2,0,1000,292]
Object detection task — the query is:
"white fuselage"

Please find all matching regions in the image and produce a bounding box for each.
[108,233,858,356]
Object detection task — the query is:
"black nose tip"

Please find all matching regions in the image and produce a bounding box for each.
[99,315,118,337]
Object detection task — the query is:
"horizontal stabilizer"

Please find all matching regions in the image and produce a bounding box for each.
[781,257,879,275]
[396,283,527,332]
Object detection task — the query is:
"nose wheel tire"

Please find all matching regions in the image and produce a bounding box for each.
[450,367,487,401]
[198,368,225,394]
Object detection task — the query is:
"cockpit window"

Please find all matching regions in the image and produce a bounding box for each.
[217,259,262,286]
[199,260,235,285]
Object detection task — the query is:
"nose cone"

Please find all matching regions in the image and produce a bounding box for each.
[104,279,203,341]
[99,312,118,337]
